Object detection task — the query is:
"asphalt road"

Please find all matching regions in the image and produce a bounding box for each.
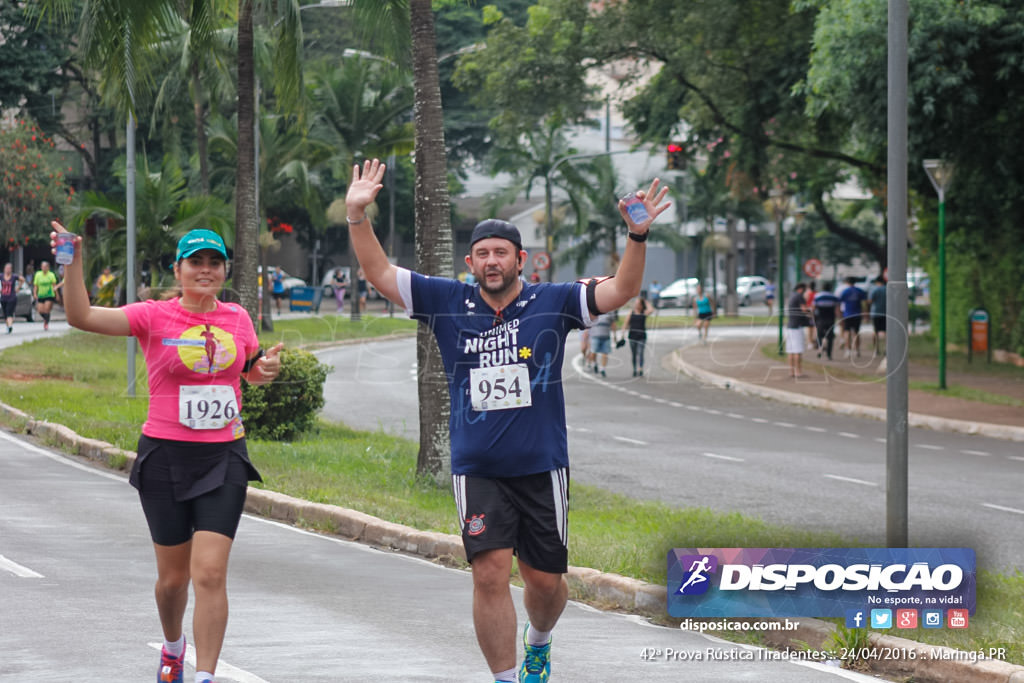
[0,429,881,683]
[317,326,1024,572]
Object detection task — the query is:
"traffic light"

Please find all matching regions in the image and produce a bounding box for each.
[666,143,685,170]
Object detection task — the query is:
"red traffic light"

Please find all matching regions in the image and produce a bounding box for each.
[666,142,685,170]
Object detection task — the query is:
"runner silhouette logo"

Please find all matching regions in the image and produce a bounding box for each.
[675,555,719,596]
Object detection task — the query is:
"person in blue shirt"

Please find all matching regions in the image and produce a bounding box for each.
[344,158,670,683]
[270,266,286,314]
[838,276,867,358]
[812,282,841,360]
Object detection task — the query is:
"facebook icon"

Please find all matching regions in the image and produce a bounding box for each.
[845,609,866,628]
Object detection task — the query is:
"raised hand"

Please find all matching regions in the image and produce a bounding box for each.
[619,178,672,234]
[345,159,386,218]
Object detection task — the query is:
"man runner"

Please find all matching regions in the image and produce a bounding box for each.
[345,158,669,683]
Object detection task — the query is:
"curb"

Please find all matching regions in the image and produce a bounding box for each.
[4,402,1024,682]
[668,348,1024,442]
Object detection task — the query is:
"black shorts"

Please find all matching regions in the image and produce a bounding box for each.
[1,299,15,318]
[697,311,713,321]
[453,468,569,574]
[842,315,862,333]
[872,314,887,332]
[37,296,55,304]
[134,435,256,546]
[272,291,286,300]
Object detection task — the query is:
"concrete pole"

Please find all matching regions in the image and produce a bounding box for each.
[126,112,137,397]
[886,0,909,548]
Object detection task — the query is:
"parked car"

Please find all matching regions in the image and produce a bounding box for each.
[655,278,727,309]
[656,277,698,308]
[736,275,769,306]
[15,283,34,322]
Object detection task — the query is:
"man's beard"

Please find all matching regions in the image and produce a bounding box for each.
[478,267,519,296]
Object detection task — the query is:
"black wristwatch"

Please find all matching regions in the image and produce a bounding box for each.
[628,231,649,243]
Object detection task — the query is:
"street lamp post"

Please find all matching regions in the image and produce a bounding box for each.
[923,159,953,390]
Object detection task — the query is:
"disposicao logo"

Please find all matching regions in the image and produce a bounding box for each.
[666,548,976,619]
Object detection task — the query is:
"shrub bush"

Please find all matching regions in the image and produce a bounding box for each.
[241,348,330,440]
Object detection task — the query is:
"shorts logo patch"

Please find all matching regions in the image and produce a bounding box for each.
[466,514,486,536]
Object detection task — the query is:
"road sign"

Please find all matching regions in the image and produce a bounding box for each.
[803,258,823,279]
[532,251,551,271]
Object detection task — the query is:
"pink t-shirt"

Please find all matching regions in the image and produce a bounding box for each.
[123,298,259,442]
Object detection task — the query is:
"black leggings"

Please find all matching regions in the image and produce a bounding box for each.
[139,481,247,547]
[629,338,646,370]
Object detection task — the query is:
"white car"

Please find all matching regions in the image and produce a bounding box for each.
[655,278,726,309]
[656,277,698,308]
[736,275,770,306]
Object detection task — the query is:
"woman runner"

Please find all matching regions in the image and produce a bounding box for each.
[52,221,283,683]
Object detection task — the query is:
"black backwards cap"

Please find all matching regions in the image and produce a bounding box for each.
[470,219,522,250]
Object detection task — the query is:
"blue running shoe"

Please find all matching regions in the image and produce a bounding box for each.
[519,623,551,682]
[157,639,185,683]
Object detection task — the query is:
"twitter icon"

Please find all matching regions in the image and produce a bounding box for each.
[870,609,893,629]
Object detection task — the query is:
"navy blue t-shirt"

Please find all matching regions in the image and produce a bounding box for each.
[396,269,591,478]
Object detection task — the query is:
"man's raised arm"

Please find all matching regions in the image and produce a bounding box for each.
[345,159,403,306]
[593,178,671,314]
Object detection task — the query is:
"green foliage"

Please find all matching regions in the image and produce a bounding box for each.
[68,154,233,289]
[240,348,330,441]
[452,0,598,141]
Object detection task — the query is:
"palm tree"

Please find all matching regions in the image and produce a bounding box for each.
[409,0,454,481]
[347,0,453,479]
[308,55,414,320]
[149,3,237,194]
[234,0,303,323]
[556,155,626,276]
[66,155,233,295]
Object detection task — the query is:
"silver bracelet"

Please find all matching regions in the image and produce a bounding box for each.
[346,215,368,225]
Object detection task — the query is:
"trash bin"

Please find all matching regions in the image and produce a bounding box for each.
[289,286,321,312]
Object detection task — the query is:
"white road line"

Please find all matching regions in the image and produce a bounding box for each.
[702,452,745,463]
[704,408,722,415]
[917,444,944,451]
[669,402,683,408]
[875,438,887,444]
[148,643,269,683]
[0,430,125,482]
[824,474,877,487]
[686,405,701,411]
[752,418,769,424]
[774,422,796,428]
[727,413,745,419]
[613,436,649,446]
[805,426,827,433]
[982,503,1024,516]
[961,450,991,457]
[1009,456,1024,463]
[838,432,860,439]
[0,555,44,578]
[653,398,669,404]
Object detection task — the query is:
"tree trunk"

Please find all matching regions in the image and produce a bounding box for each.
[234,0,259,323]
[724,213,738,315]
[410,0,452,482]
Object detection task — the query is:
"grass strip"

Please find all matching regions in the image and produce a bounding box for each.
[0,322,1020,664]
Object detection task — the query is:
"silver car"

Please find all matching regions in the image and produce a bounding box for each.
[736,275,769,306]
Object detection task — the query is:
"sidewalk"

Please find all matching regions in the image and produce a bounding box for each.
[669,333,1024,441]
